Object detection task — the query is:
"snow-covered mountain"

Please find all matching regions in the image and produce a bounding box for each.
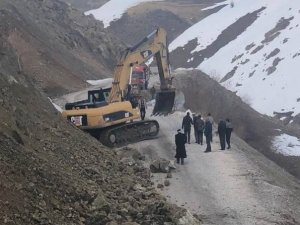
[170,0,300,119]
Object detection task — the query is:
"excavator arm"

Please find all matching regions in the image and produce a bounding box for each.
[108,27,175,114]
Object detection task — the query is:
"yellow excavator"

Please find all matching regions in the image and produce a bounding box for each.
[62,27,175,147]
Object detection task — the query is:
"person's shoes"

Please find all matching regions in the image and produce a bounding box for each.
[204,150,211,153]
[188,142,190,144]
[227,146,231,149]
[181,162,184,165]
[220,149,225,150]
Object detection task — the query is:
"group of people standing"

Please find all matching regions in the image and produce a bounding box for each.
[175,112,233,164]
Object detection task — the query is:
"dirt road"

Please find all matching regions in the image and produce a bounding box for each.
[131,109,300,225]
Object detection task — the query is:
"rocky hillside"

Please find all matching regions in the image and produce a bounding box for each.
[0,75,190,224]
[0,0,123,97]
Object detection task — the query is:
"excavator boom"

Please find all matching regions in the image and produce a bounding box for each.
[109,27,175,114]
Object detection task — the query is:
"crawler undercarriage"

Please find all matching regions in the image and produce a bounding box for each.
[89,120,159,147]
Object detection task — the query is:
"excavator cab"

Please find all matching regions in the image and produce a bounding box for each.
[153,89,175,115]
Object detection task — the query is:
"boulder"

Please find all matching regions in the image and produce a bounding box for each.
[150,158,173,173]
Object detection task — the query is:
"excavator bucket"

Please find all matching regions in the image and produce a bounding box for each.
[153,89,175,115]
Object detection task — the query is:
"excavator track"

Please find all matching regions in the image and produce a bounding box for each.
[99,120,159,147]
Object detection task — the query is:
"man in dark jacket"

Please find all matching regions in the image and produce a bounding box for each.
[218,119,227,150]
[182,112,193,144]
[226,118,233,149]
[196,115,205,145]
[204,119,212,152]
[207,113,214,142]
[150,86,156,100]
[175,129,187,165]
[138,97,146,120]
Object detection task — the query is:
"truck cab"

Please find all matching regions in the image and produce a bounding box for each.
[131,65,149,90]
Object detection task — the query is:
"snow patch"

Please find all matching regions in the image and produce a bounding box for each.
[201,0,230,11]
[85,0,162,28]
[86,78,113,88]
[272,133,300,156]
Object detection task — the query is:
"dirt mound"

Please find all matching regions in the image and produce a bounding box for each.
[174,70,300,179]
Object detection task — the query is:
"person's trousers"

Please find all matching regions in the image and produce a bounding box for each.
[205,134,211,151]
[184,129,191,144]
[219,132,226,150]
[194,128,198,143]
[140,109,146,120]
[176,158,184,165]
[197,131,203,144]
[226,129,232,148]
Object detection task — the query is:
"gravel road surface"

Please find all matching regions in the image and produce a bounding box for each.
[131,109,300,225]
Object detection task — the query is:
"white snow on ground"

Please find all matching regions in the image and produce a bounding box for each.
[85,0,162,28]
[272,134,300,156]
[86,78,113,88]
[170,0,300,116]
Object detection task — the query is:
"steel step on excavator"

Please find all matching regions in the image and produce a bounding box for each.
[62,27,175,147]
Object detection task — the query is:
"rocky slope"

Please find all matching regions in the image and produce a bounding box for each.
[0,73,190,225]
[0,0,122,97]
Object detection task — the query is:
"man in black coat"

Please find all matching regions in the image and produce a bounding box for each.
[196,115,205,145]
[218,119,227,150]
[138,97,146,120]
[204,119,212,152]
[175,129,187,165]
[182,112,193,144]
